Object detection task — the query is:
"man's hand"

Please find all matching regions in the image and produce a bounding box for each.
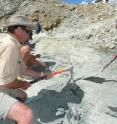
[21,81,31,90]
[40,72,48,79]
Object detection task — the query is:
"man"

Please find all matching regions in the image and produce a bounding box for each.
[21,31,46,68]
[0,15,46,124]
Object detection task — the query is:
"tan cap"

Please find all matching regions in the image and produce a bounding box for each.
[7,15,34,30]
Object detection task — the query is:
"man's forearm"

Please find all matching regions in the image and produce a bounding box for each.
[4,79,27,89]
[24,68,43,77]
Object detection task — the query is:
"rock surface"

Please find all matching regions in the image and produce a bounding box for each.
[0,1,117,124]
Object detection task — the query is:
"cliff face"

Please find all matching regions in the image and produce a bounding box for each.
[50,3,117,51]
[0,1,117,52]
[0,0,117,31]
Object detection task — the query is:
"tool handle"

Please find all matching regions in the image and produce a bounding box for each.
[47,69,69,78]
[29,66,72,84]
[101,55,117,72]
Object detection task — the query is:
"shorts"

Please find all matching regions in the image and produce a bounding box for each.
[0,88,18,120]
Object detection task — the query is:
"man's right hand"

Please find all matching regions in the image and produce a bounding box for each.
[21,81,31,90]
[1,79,31,90]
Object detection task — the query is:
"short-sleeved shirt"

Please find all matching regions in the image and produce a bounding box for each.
[0,33,26,85]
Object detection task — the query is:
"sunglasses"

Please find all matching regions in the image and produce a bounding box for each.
[21,26,31,34]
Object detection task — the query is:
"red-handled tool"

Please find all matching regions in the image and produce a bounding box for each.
[30,66,72,84]
[47,68,70,78]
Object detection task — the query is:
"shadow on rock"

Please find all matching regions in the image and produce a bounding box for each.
[84,76,117,84]
[106,106,117,118]
[108,106,117,113]
[27,83,84,123]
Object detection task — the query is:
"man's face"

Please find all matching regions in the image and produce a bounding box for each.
[17,26,31,43]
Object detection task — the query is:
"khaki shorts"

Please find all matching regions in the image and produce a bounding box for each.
[0,88,18,120]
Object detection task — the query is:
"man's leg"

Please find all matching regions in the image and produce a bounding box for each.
[15,89,27,102]
[6,102,34,124]
[0,92,34,124]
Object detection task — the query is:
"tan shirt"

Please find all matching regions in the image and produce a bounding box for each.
[0,33,26,85]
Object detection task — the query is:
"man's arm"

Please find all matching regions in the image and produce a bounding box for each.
[23,68,47,78]
[4,79,31,90]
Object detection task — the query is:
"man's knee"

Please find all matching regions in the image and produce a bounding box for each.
[24,106,34,119]
[16,89,27,102]
[7,102,34,123]
[17,103,34,121]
